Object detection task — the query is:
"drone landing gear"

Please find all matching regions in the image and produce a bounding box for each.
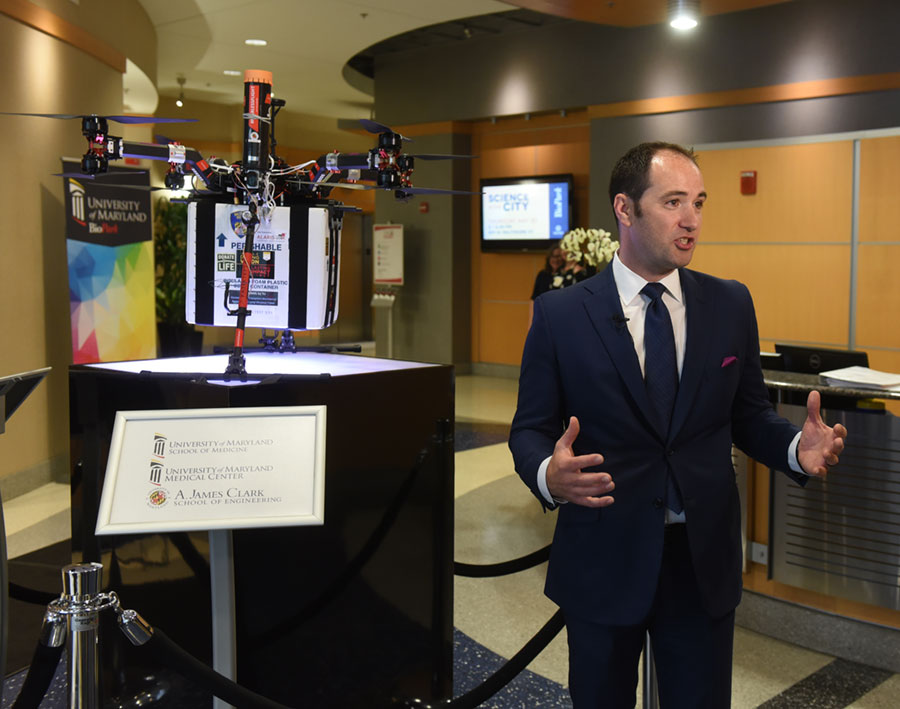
[279,329,296,352]
[258,330,296,353]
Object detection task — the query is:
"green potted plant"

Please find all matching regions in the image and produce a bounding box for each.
[154,198,202,356]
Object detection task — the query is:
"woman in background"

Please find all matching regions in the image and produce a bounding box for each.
[531,244,565,300]
[529,243,564,326]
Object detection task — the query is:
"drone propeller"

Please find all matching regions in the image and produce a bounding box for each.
[359,118,411,141]
[299,180,370,191]
[296,179,479,197]
[167,190,208,203]
[54,171,148,179]
[55,174,166,191]
[408,153,475,161]
[93,183,167,192]
[393,186,481,196]
[0,111,196,124]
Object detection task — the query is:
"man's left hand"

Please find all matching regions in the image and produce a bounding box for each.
[797,390,847,477]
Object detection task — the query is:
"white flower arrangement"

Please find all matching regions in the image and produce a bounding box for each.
[560,228,618,267]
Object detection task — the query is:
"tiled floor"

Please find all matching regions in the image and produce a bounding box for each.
[3,373,899,707]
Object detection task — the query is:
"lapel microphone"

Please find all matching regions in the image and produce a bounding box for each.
[612,315,630,330]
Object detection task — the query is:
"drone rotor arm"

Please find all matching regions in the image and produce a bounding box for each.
[317,152,372,172]
[119,141,220,190]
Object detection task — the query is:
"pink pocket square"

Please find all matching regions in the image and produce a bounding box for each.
[721,356,738,368]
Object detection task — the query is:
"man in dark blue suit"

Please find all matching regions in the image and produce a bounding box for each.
[509,142,847,708]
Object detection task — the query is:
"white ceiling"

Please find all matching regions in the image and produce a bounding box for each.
[137,0,513,118]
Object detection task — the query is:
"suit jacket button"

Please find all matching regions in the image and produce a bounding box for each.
[653,497,663,509]
[667,450,675,456]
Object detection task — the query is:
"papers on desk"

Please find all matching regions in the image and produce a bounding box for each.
[819,366,900,392]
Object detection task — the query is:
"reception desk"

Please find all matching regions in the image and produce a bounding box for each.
[69,352,454,708]
[736,370,900,671]
[763,370,900,612]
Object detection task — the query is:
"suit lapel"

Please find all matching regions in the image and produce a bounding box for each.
[670,269,714,442]
[583,267,660,437]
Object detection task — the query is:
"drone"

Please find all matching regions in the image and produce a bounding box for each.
[2,70,477,378]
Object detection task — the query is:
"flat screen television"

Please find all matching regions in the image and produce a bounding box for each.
[480,174,574,252]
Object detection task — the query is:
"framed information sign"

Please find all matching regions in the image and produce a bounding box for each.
[95,405,326,534]
[373,223,404,285]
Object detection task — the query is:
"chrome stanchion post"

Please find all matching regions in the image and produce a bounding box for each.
[117,607,154,646]
[209,530,237,709]
[642,631,659,709]
[40,607,68,649]
[62,562,104,709]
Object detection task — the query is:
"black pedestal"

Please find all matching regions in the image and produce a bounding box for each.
[69,352,454,708]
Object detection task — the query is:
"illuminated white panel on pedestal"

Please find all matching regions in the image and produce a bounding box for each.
[86,351,436,380]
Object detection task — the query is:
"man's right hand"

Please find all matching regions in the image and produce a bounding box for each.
[547,416,615,507]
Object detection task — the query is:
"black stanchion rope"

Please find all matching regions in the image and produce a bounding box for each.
[443,609,565,709]
[143,628,292,709]
[453,545,551,578]
[7,583,57,606]
[249,443,431,648]
[9,641,64,709]
[131,609,565,709]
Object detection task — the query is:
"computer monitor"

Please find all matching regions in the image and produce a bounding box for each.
[760,352,784,371]
[773,344,870,410]
[774,344,868,374]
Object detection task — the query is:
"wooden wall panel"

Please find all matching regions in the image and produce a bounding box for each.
[690,244,851,346]
[480,126,590,151]
[856,137,900,415]
[856,244,900,349]
[478,145,543,179]
[859,136,900,242]
[698,142,853,244]
[479,252,543,302]
[479,301,532,366]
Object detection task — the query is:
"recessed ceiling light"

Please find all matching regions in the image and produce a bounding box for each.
[668,0,699,30]
[223,70,241,76]
[670,15,698,30]
[245,39,267,46]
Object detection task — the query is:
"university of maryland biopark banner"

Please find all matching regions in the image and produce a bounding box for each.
[62,161,155,364]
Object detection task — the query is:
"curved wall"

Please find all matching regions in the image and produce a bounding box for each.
[27,0,156,81]
[374,0,900,125]
[0,1,155,495]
